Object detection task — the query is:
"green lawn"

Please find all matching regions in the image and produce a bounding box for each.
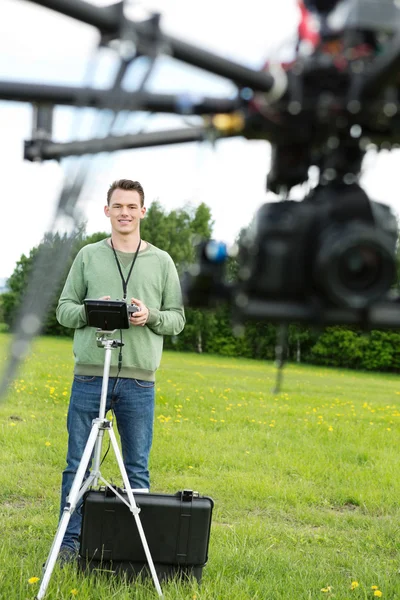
[0,332,400,599]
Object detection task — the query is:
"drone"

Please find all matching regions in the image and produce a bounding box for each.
[2,0,400,396]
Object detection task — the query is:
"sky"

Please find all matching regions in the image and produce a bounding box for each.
[1,0,400,280]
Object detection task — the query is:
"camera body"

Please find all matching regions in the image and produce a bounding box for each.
[183,182,399,327]
[238,184,398,311]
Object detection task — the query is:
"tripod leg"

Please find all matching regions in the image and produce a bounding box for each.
[36,422,101,600]
[108,427,163,598]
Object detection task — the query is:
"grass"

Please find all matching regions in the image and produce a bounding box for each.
[1,331,400,599]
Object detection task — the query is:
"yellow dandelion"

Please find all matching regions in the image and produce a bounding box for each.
[350,581,359,590]
[373,591,382,598]
[9,422,16,427]
[28,576,40,584]
[188,466,194,469]
[45,441,51,447]
[70,589,78,596]
[371,586,378,590]
[321,586,332,593]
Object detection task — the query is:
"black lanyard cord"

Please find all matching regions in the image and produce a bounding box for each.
[109,239,140,389]
[110,238,141,300]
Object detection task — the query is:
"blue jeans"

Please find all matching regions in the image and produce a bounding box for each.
[60,375,155,551]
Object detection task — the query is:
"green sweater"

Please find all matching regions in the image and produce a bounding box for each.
[56,239,185,381]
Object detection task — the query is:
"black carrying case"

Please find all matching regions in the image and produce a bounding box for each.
[79,488,214,582]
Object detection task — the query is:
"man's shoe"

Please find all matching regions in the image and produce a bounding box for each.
[57,545,78,567]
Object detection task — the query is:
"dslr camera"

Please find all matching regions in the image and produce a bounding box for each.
[238,184,397,312]
[184,184,399,328]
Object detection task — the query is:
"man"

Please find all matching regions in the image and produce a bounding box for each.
[56,178,185,557]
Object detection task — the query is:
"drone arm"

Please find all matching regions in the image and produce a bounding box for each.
[0,80,239,114]
[27,0,278,93]
[24,126,219,161]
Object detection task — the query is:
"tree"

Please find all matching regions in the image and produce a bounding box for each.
[141,201,213,272]
[2,252,37,327]
[190,202,214,239]
[142,201,215,353]
[2,229,108,336]
[184,203,214,352]
[309,326,400,372]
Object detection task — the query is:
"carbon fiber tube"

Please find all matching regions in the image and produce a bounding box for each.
[0,80,239,113]
[24,126,211,160]
[27,0,276,92]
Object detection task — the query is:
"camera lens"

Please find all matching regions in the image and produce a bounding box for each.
[338,245,381,291]
[315,224,396,309]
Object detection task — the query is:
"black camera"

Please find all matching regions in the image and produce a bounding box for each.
[238,184,398,311]
[184,182,399,327]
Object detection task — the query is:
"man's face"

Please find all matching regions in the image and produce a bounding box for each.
[104,189,146,235]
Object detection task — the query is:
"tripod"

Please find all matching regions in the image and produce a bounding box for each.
[36,330,163,599]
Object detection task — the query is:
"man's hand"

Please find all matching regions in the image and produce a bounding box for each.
[129,297,149,327]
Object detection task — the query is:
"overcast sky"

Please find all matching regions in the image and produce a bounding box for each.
[1,0,400,280]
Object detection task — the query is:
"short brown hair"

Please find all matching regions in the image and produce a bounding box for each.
[107,179,145,206]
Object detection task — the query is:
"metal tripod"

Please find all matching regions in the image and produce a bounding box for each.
[36,330,163,599]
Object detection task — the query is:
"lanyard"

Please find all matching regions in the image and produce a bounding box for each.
[110,238,141,300]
